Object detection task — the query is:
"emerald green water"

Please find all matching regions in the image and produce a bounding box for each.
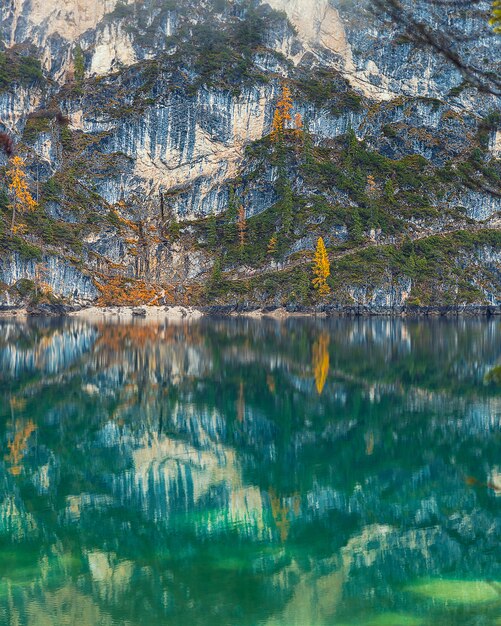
[0,317,499,626]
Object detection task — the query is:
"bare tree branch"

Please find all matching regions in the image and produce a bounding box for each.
[372,0,501,96]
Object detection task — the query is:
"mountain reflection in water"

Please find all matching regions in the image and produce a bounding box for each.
[0,317,499,626]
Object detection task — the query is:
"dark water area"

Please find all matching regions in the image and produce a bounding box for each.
[0,317,500,626]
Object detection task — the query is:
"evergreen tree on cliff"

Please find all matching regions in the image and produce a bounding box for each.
[6,156,37,234]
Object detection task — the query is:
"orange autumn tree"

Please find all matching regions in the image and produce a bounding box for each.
[96,277,166,306]
[293,112,303,140]
[271,83,293,143]
[271,109,283,143]
[312,237,331,296]
[367,174,377,196]
[6,155,37,234]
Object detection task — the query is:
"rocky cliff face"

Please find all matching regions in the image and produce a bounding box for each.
[0,0,499,307]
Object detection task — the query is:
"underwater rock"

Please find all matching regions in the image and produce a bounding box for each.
[405,578,501,604]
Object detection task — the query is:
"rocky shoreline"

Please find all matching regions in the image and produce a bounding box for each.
[1,303,500,320]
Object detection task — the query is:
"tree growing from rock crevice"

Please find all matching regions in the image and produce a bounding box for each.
[237,204,247,249]
[267,234,278,256]
[351,209,364,243]
[6,155,37,235]
[207,211,217,247]
[271,83,293,144]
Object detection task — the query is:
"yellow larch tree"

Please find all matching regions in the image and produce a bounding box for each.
[271,109,283,143]
[312,237,331,296]
[279,83,293,124]
[490,0,501,32]
[267,234,278,255]
[271,83,293,142]
[5,419,37,476]
[6,155,37,234]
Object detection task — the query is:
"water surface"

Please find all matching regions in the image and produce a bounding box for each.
[0,317,500,625]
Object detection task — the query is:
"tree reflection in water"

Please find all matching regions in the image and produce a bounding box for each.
[0,317,499,626]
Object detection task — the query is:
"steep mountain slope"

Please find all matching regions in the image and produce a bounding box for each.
[0,0,500,310]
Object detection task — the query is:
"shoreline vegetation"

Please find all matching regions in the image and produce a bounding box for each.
[0,303,500,320]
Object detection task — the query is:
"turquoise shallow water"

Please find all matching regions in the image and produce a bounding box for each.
[0,317,499,626]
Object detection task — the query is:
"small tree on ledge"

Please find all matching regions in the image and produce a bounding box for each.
[6,156,37,235]
[271,83,293,143]
[312,237,331,297]
[237,204,247,249]
[267,234,278,256]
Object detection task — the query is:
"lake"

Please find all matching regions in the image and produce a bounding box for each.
[0,316,499,626]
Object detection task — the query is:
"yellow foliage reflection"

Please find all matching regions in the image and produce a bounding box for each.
[9,397,27,412]
[237,381,245,423]
[267,375,276,394]
[269,488,290,542]
[5,419,37,476]
[312,333,330,395]
[365,431,375,456]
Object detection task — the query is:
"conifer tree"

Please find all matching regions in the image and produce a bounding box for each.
[271,84,297,235]
[228,186,238,221]
[237,204,247,249]
[73,46,85,84]
[169,213,180,239]
[406,246,419,278]
[206,257,223,296]
[345,127,358,161]
[351,209,364,243]
[302,118,315,170]
[312,237,331,296]
[280,179,294,235]
[224,186,238,242]
[271,109,283,144]
[293,113,303,140]
[384,179,396,204]
[271,83,293,143]
[212,257,222,283]
[267,234,278,255]
[366,175,379,234]
[6,156,37,234]
[298,268,311,302]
